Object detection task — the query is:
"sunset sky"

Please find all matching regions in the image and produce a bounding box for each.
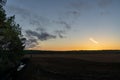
[5,0,120,51]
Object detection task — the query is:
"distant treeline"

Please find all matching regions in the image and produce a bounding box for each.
[23,50,120,54]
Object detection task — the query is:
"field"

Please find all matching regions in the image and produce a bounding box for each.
[15,50,120,80]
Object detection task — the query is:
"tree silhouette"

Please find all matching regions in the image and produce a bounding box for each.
[0,0,26,72]
[0,0,7,6]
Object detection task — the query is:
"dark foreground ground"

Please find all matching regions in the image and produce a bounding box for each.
[13,51,120,80]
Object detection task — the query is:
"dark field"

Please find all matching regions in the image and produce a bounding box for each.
[15,50,120,80]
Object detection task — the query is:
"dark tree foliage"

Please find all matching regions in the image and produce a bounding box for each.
[0,15,26,51]
[0,0,7,7]
[0,0,26,72]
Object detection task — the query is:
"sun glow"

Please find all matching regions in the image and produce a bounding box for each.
[28,36,120,51]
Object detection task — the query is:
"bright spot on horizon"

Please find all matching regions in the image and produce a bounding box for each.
[89,38,99,44]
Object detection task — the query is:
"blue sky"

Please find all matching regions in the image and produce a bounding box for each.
[5,0,120,50]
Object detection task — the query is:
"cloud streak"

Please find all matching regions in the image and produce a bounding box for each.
[89,38,98,44]
[25,30,56,41]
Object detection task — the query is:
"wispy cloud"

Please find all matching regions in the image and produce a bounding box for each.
[25,38,39,48]
[57,21,71,30]
[67,0,113,17]
[67,0,92,16]
[6,5,49,28]
[36,27,46,32]
[98,0,113,8]
[70,0,90,10]
[54,30,66,38]
[52,19,73,31]
[25,30,56,41]
[25,30,57,48]
[6,5,72,48]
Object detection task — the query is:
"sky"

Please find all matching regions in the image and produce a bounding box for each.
[4,0,120,51]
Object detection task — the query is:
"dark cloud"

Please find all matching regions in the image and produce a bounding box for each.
[25,33,39,48]
[25,30,56,41]
[98,0,113,8]
[28,38,38,44]
[25,30,57,48]
[54,30,66,38]
[38,32,56,41]
[25,29,68,48]
[25,38,39,48]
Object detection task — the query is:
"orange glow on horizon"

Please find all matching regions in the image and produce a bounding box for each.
[27,43,120,51]
[27,36,120,51]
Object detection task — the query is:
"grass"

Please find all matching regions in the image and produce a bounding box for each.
[15,50,120,80]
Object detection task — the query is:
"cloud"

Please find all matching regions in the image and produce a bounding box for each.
[53,20,71,30]
[25,29,67,48]
[70,0,90,10]
[25,30,56,41]
[7,5,31,18]
[25,38,39,48]
[69,0,112,11]
[25,32,39,48]
[6,5,49,28]
[6,5,72,48]
[68,0,91,16]
[89,38,98,44]
[97,0,113,16]
[6,5,73,30]
[54,30,66,38]
[36,27,46,32]
[25,30,57,48]
[52,20,72,38]
[66,10,81,17]
[98,0,113,8]
[59,21,71,29]
[67,0,113,17]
